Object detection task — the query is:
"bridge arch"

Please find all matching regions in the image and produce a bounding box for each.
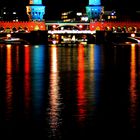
[5,27,11,33]
[12,27,17,32]
[128,26,136,33]
[56,24,81,30]
[0,27,4,32]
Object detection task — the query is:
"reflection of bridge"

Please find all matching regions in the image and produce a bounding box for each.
[0,21,140,33]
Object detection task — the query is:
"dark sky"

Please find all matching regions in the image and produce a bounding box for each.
[46,0,139,19]
[0,0,139,20]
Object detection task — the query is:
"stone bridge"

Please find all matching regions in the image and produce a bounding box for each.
[90,21,140,32]
[0,21,46,32]
[0,21,140,33]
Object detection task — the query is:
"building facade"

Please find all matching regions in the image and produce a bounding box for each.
[26,0,45,21]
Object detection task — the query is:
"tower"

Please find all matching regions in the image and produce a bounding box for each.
[26,0,45,21]
[86,0,104,21]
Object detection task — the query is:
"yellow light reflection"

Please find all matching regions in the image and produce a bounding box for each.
[15,46,19,72]
[129,44,137,128]
[6,44,13,120]
[51,46,57,73]
[48,46,61,137]
[89,44,94,70]
[6,44,12,74]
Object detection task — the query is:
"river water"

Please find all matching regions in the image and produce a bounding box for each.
[0,43,140,139]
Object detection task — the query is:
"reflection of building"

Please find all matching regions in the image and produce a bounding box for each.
[61,11,88,22]
[26,0,45,21]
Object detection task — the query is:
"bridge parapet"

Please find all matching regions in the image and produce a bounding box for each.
[90,21,140,32]
[0,21,46,32]
[46,21,140,32]
[0,21,140,33]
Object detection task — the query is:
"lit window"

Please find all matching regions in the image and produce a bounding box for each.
[77,12,82,16]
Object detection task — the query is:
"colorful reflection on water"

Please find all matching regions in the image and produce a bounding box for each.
[48,45,62,138]
[129,44,137,129]
[0,43,140,138]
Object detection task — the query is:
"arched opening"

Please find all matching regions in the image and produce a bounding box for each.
[117,26,122,32]
[0,27,4,33]
[12,27,17,33]
[57,25,80,30]
[23,27,29,32]
[122,26,127,33]
[128,27,133,33]
[5,27,11,33]
[105,26,110,31]
[18,26,25,32]
[111,26,116,32]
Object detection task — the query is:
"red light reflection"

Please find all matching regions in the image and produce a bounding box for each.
[77,44,86,123]
[24,46,31,112]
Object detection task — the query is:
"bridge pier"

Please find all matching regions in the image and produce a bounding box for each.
[95,30,112,44]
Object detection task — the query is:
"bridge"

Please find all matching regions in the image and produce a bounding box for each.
[0,21,140,33]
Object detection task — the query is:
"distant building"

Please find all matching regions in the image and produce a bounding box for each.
[61,11,88,22]
[0,7,19,21]
[103,10,117,21]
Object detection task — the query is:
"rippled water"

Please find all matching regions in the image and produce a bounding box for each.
[0,43,140,139]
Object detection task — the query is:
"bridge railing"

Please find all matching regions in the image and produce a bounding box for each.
[45,20,90,23]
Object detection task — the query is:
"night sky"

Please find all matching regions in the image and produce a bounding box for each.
[0,0,139,20]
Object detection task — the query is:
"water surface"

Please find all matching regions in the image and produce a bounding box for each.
[0,43,140,139]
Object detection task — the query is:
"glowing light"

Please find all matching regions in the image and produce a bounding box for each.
[53,25,57,28]
[48,45,62,137]
[79,25,83,29]
[89,0,101,5]
[129,44,137,128]
[52,40,57,44]
[7,34,11,38]
[131,33,135,37]
[30,0,42,4]
[48,30,96,34]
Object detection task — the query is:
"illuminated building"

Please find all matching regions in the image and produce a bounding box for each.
[61,11,88,22]
[103,10,117,21]
[86,0,104,21]
[61,11,75,22]
[26,0,45,21]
